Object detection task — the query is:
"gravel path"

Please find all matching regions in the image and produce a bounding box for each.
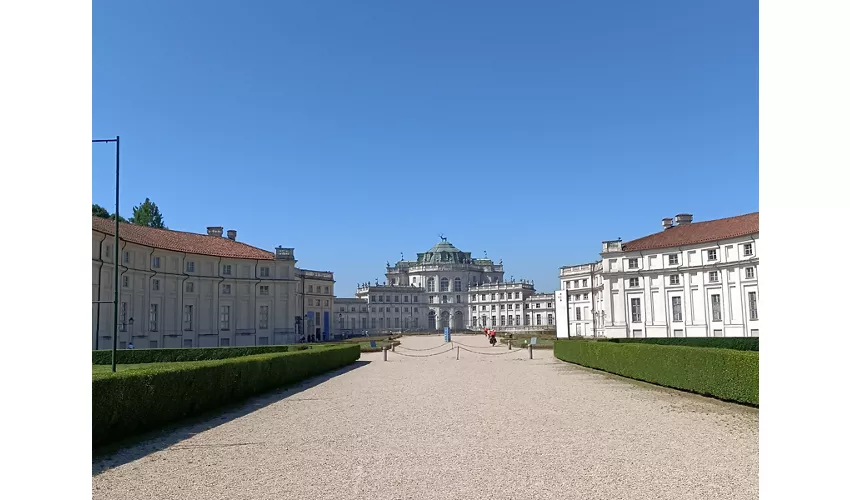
[93,334,758,500]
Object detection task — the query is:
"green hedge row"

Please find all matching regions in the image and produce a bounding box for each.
[600,337,759,352]
[554,340,758,405]
[92,344,310,365]
[92,344,360,446]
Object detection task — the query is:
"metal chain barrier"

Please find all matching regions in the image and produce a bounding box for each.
[395,342,451,352]
[455,345,529,356]
[390,346,456,358]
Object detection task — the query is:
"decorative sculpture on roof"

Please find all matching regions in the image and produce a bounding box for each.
[439,233,447,242]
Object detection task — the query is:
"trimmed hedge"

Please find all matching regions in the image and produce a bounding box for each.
[554,340,758,405]
[92,344,360,446]
[92,344,309,365]
[601,337,758,352]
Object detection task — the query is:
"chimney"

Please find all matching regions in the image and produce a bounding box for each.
[206,226,223,237]
[226,229,237,241]
[674,214,693,225]
[662,218,674,230]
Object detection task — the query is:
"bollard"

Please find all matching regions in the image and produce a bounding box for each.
[392,343,395,352]
[528,343,533,360]
[508,340,512,350]
[383,347,388,361]
[456,346,460,360]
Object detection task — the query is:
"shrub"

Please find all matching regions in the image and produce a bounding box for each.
[92,344,310,365]
[92,344,360,446]
[601,337,758,352]
[554,340,758,405]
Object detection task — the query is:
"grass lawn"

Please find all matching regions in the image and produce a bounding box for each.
[92,362,187,375]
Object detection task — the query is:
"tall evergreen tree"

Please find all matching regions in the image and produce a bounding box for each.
[129,198,166,228]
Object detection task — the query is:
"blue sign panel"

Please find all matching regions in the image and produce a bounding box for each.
[444,326,451,342]
[323,312,330,341]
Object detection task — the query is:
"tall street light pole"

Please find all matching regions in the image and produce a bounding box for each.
[93,136,120,372]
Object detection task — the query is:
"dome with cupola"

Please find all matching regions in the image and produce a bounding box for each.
[416,237,473,265]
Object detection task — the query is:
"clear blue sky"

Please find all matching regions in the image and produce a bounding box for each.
[93,0,758,295]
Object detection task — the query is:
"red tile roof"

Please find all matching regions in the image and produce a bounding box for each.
[623,212,759,252]
[92,216,274,260]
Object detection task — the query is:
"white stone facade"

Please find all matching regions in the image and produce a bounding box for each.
[555,213,760,339]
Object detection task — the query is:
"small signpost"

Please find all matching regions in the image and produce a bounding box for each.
[369,340,377,349]
[530,336,538,345]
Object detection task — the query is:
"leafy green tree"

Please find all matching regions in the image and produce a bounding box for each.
[92,203,127,222]
[129,198,166,228]
[92,204,110,218]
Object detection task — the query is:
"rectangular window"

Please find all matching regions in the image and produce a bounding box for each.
[183,305,193,331]
[413,296,418,303]
[630,298,641,322]
[745,267,755,279]
[183,339,193,348]
[308,298,314,306]
[456,295,462,303]
[669,275,680,285]
[507,304,512,310]
[123,251,130,264]
[219,338,230,347]
[104,245,111,258]
[672,297,682,322]
[629,278,639,288]
[707,249,717,261]
[628,258,638,269]
[152,256,161,268]
[711,294,722,321]
[394,318,400,328]
[491,316,496,326]
[149,340,158,348]
[743,243,753,256]
[751,329,759,337]
[473,317,478,327]
[525,314,530,325]
[508,315,513,325]
[632,329,644,338]
[152,279,160,291]
[259,305,269,329]
[260,285,270,295]
[566,282,571,289]
[149,304,159,332]
[499,293,505,300]
[536,314,542,325]
[535,303,541,308]
[748,292,758,320]
[582,279,588,287]
[713,329,724,337]
[258,336,269,345]
[222,284,231,295]
[119,302,128,331]
[371,318,377,328]
[709,271,719,283]
[220,306,230,330]
[222,264,232,275]
[547,314,553,325]
[547,302,552,308]
[260,267,270,277]
[472,305,477,311]
[429,296,435,304]
[325,286,330,294]
[668,254,679,265]
[185,281,194,293]
[325,300,329,307]
[575,307,581,320]
[186,261,195,273]
[500,315,505,326]
[673,329,684,337]
[441,296,448,304]
[404,296,409,302]
[499,304,505,310]
[508,292,513,299]
[413,307,418,313]
[122,275,129,288]
[582,293,588,300]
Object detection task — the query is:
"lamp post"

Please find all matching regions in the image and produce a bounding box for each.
[125,317,135,346]
[93,136,120,372]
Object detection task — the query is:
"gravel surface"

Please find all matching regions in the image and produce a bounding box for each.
[93,334,758,500]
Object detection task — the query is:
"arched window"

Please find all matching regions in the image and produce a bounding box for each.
[453,278,462,292]
[427,278,435,292]
[440,278,449,292]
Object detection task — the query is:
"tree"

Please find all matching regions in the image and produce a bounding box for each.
[92,203,127,222]
[92,204,110,218]
[129,198,166,228]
